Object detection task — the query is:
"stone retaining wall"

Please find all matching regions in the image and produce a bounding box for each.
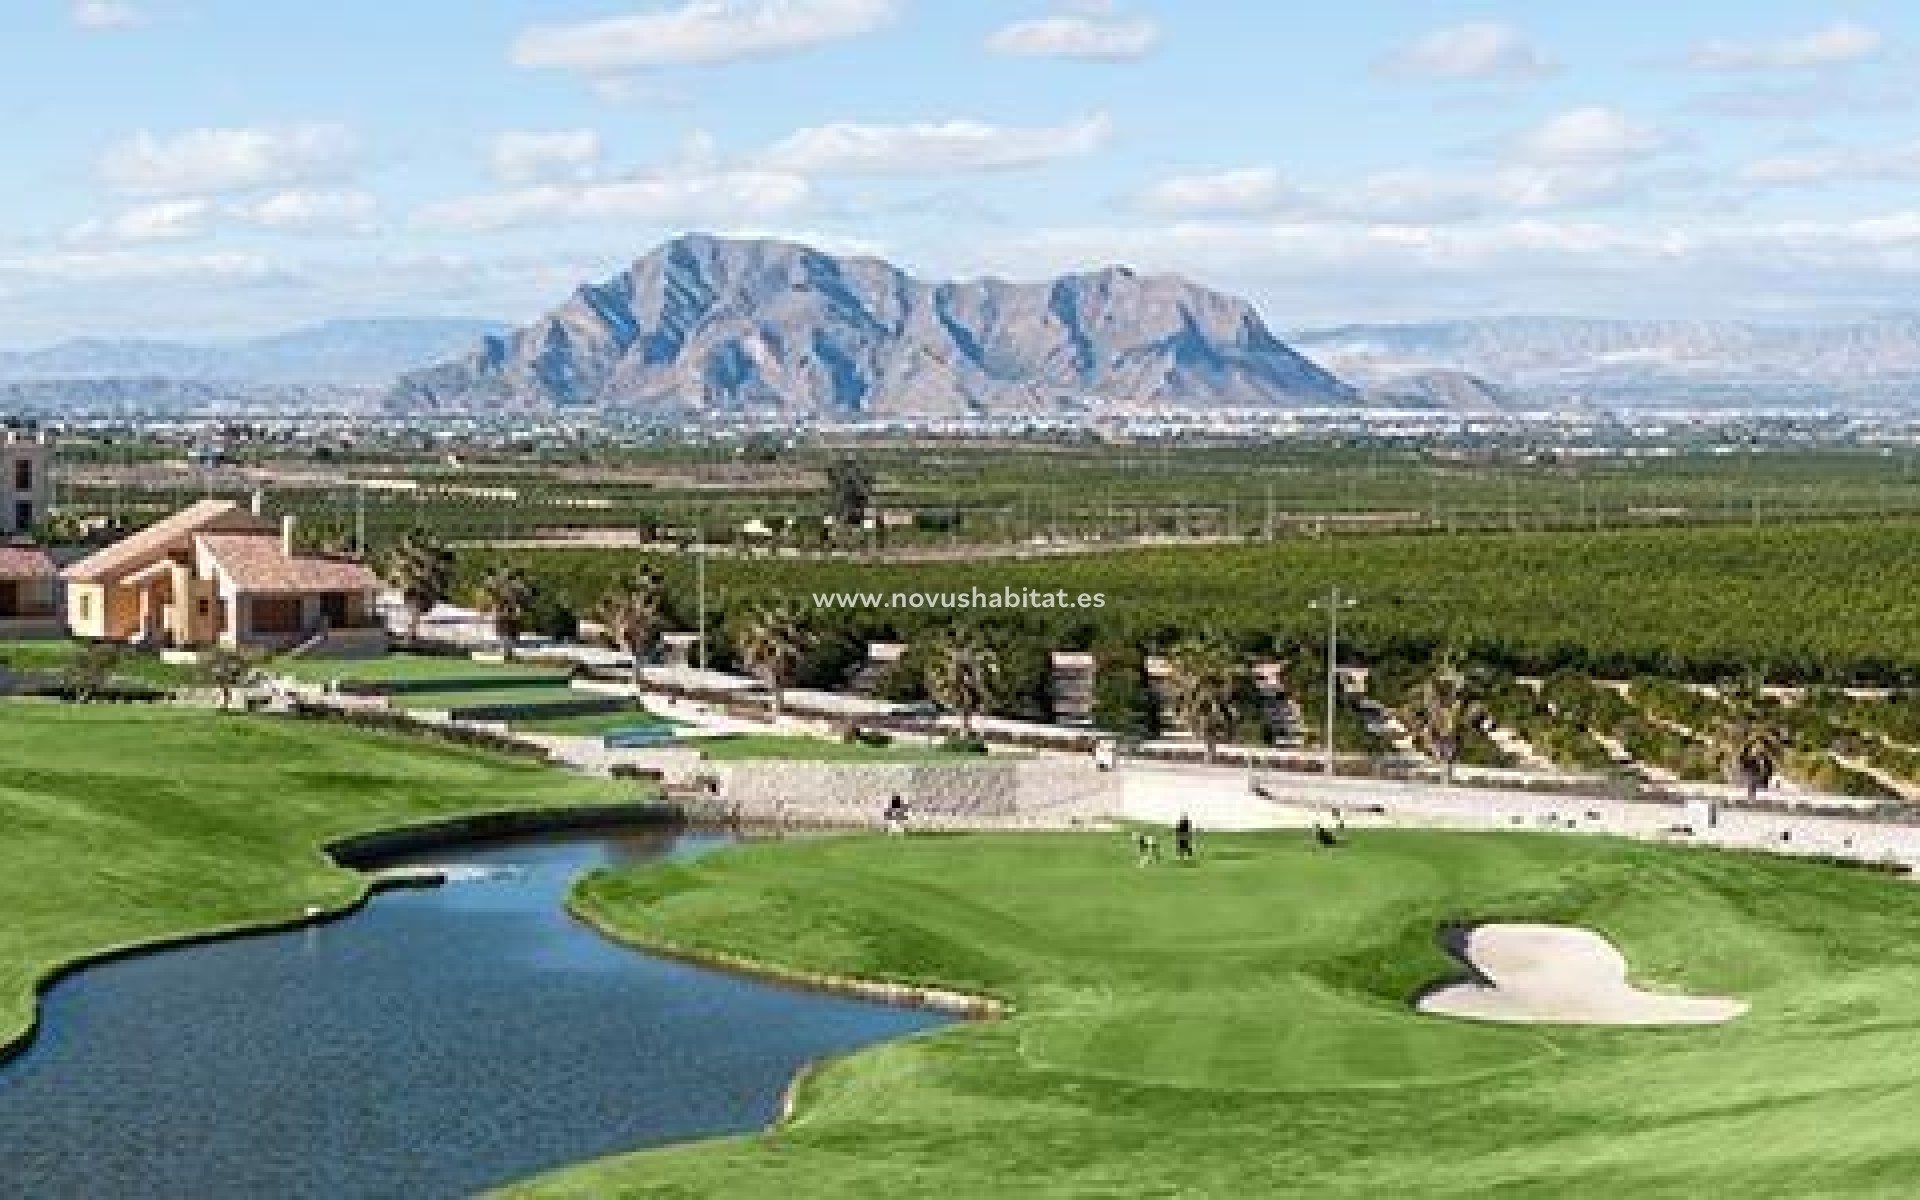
[715,758,1119,829]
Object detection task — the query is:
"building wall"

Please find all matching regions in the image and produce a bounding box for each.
[0,432,52,537]
[64,581,143,640]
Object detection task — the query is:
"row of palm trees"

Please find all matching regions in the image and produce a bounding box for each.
[382,532,1791,783]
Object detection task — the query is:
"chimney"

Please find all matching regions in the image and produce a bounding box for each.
[250,488,266,517]
[282,514,297,558]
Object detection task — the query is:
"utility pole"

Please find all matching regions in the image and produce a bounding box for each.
[1308,587,1357,778]
[354,484,367,558]
[695,539,708,670]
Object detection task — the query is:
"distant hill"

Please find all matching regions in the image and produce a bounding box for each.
[1292,316,1920,409]
[390,234,1356,416]
[0,318,510,388]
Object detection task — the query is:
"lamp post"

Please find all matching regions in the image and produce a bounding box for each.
[695,538,708,671]
[1308,587,1356,778]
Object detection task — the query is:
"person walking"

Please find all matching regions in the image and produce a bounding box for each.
[1174,814,1195,861]
[884,794,910,837]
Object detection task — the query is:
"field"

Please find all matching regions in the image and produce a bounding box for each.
[522,830,1920,1198]
[0,704,624,1055]
[485,518,1920,684]
[60,444,1920,555]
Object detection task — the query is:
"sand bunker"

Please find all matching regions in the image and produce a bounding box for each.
[1418,923,1746,1026]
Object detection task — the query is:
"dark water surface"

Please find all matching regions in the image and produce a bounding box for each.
[0,830,949,1199]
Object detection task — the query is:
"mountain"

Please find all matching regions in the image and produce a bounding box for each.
[0,318,510,388]
[1292,316,1920,409]
[1356,368,1526,415]
[390,234,1355,416]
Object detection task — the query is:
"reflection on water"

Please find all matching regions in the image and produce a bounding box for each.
[0,829,947,1199]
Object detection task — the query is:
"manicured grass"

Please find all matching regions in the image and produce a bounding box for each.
[693,734,983,763]
[522,830,1920,1198]
[385,685,594,712]
[271,653,565,686]
[512,709,682,736]
[0,702,626,1058]
[0,638,195,689]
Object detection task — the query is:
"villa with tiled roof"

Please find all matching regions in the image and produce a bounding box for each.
[61,499,387,655]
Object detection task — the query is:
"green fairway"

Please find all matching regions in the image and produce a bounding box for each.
[385,685,594,712]
[520,830,1920,1198]
[271,653,566,686]
[511,708,682,736]
[0,703,625,1056]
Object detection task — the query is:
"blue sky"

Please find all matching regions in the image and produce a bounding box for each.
[4,0,1920,346]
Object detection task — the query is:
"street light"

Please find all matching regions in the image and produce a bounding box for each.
[1308,587,1356,778]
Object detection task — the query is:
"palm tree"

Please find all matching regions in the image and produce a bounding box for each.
[737,600,812,718]
[385,530,454,644]
[593,568,667,704]
[1410,653,1485,786]
[925,627,1001,739]
[475,564,536,661]
[198,646,259,712]
[1164,636,1241,764]
[61,643,122,704]
[1717,678,1785,803]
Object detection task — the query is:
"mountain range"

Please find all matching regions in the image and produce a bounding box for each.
[389,234,1355,416]
[0,318,508,388]
[1291,316,1920,409]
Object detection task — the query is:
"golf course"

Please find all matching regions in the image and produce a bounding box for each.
[11,703,1920,1196]
[0,703,625,1055]
[521,831,1920,1198]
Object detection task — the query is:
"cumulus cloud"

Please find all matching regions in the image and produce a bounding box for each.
[67,189,379,245]
[491,130,604,184]
[234,189,379,234]
[1688,22,1884,72]
[970,210,1920,322]
[98,124,359,197]
[70,0,143,29]
[1509,107,1669,165]
[67,199,213,244]
[412,169,810,234]
[1136,167,1291,217]
[512,0,897,73]
[986,11,1160,61]
[762,113,1112,175]
[1740,142,1920,188]
[1376,21,1555,83]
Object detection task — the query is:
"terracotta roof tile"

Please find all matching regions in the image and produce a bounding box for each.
[195,533,384,595]
[61,500,265,582]
[0,545,55,580]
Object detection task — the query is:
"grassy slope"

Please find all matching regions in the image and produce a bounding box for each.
[271,653,566,685]
[522,831,1920,1198]
[0,703,624,1054]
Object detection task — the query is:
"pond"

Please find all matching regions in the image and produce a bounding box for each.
[0,829,950,1198]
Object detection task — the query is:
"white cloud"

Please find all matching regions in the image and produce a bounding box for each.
[762,113,1112,175]
[98,124,359,197]
[1137,167,1291,216]
[1740,142,1920,188]
[986,12,1160,61]
[68,190,378,245]
[68,199,214,244]
[413,169,811,234]
[1688,22,1884,72]
[1376,21,1555,83]
[70,0,143,29]
[491,130,604,184]
[1510,107,1669,164]
[512,0,898,73]
[234,189,379,234]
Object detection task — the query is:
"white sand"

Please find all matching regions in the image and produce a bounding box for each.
[1418,923,1746,1026]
